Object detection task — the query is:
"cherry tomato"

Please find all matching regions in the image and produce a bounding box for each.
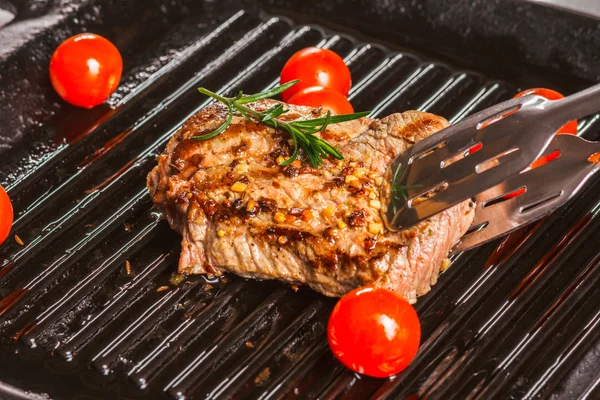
[328,286,421,378]
[531,149,561,169]
[502,187,525,200]
[280,47,351,102]
[288,87,354,115]
[468,143,483,155]
[49,33,123,109]
[0,186,13,245]
[589,152,600,164]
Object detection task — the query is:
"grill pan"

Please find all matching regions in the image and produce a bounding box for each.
[1,0,600,399]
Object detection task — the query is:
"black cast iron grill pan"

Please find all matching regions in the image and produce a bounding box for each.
[0,1,600,399]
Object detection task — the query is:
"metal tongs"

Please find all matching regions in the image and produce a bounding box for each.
[381,83,600,251]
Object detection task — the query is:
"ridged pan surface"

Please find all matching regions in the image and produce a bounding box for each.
[1,1,600,399]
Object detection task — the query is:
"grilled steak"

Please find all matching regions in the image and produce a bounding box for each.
[147,99,475,302]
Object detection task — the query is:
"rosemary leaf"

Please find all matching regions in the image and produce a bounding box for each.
[317,110,332,133]
[261,104,287,122]
[191,104,233,141]
[237,80,300,104]
[197,87,230,103]
[280,131,300,166]
[292,111,371,128]
[313,136,343,159]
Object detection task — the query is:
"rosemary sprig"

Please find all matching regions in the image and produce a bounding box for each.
[192,80,370,168]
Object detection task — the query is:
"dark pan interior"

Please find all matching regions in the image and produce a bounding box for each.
[0,0,600,399]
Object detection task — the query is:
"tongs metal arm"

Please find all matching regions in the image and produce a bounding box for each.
[381,83,600,234]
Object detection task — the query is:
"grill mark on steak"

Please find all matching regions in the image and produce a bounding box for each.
[172,139,203,163]
[265,226,314,241]
[147,99,475,302]
[258,197,277,212]
[282,166,299,177]
[199,196,270,223]
[364,237,377,252]
[232,141,249,156]
[324,177,344,190]
[348,210,368,227]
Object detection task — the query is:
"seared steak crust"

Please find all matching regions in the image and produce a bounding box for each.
[147,99,475,302]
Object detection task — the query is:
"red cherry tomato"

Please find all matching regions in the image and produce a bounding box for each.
[328,287,421,378]
[49,33,123,109]
[531,149,561,169]
[288,87,354,115]
[280,47,351,102]
[468,143,483,155]
[502,187,526,200]
[0,186,13,245]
